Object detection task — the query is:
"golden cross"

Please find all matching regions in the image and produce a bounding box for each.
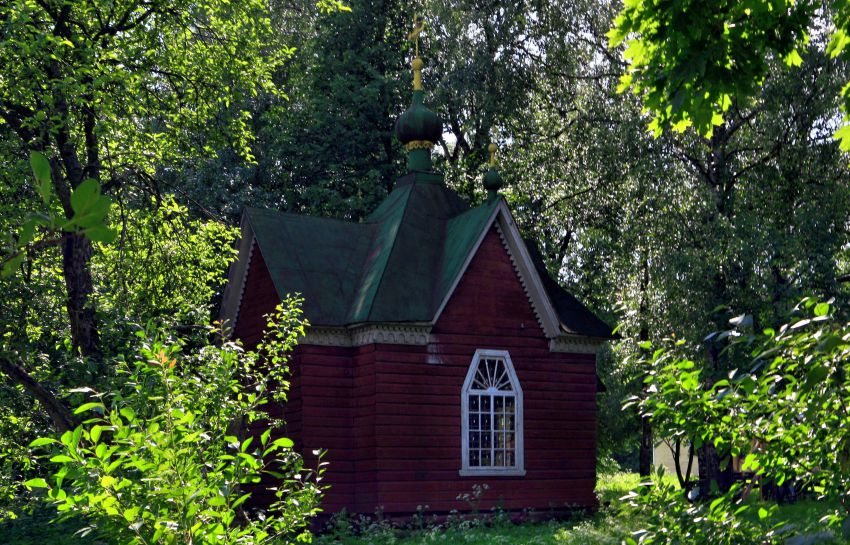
[407,15,424,58]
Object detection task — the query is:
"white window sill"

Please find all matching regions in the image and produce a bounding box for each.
[459,468,526,477]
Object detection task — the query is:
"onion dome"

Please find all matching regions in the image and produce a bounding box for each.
[396,55,441,171]
[483,143,504,200]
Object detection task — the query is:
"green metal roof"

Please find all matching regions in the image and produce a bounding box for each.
[243,172,611,338]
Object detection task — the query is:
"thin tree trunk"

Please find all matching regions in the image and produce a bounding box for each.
[639,415,653,476]
[638,251,653,477]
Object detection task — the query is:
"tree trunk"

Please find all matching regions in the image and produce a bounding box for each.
[639,415,653,476]
[697,441,733,496]
[63,233,101,359]
[638,250,653,477]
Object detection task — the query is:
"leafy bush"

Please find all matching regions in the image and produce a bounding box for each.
[626,298,850,543]
[25,298,323,544]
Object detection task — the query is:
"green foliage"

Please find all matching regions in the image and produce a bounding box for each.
[623,469,774,545]
[609,0,850,150]
[2,152,117,279]
[0,0,290,166]
[26,298,323,544]
[628,299,850,542]
[92,196,237,330]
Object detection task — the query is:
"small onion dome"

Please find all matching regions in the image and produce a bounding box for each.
[395,58,442,150]
[483,143,503,199]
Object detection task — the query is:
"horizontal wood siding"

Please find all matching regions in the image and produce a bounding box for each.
[369,227,598,513]
[297,344,357,512]
[234,227,599,516]
[233,246,310,508]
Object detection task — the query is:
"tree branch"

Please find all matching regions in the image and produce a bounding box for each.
[0,355,74,433]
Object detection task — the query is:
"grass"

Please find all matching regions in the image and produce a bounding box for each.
[2,473,848,544]
[313,473,643,545]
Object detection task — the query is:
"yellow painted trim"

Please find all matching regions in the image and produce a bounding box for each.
[405,140,434,150]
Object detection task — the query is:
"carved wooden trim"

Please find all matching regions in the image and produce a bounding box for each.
[219,213,256,335]
[494,221,548,336]
[303,324,432,347]
[549,335,608,354]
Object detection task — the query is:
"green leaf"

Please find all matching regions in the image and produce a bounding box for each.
[123,507,139,522]
[272,437,294,448]
[84,224,117,244]
[1,253,25,279]
[30,153,52,204]
[19,217,40,246]
[835,124,850,152]
[73,195,112,229]
[50,455,75,463]
[29,437,58,447]
[758,507,769,520]
[24,478,49,489]
[814,302,830,317]
[70,179,101,215]
[69,180,112,230]
[209,496,227,507]
[74,402,105,415]
[784,49,803,67]
[805,365,829,388]
[90,425,102,443]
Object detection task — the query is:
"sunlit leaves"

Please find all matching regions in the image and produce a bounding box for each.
[631,300,850,541]
[609,0,824,139]
[28,153,51,204]
[31,301,322,544]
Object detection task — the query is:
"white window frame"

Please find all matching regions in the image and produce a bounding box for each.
[459,349,525,477]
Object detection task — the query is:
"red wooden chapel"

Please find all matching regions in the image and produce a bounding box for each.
[220,42,613,516]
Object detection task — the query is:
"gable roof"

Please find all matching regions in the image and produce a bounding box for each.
[220,172,613,340]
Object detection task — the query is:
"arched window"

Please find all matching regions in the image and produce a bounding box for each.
[460,349,525,476]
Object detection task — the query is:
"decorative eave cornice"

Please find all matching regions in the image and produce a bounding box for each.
[302,323,432,347]
[549,335,609,354]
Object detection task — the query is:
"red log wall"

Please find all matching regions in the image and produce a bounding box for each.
[234,226,598,515]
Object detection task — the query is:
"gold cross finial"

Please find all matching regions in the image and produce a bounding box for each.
[407,15,425,90]
[407,15,424,58]
[488,143,498,167]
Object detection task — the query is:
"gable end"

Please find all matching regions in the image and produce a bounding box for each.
[431,200,561,338]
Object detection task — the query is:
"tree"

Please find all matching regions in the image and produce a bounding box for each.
[0,0,290,359]
[608,0,850,151]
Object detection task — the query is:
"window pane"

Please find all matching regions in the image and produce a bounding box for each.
[470,432,480,448]
[494,397,504,412]
[482,433,492,448]
[470,450,480,467]
[469,413,479,430]
[495,451,505,466]
[482,413,491,431]
[507,415,515,431]
[481,450,491,466]
[496,415,507,431]
[470,395,479,411]
[505,397,514,411]
[505,433,514,449]
[481,396,491,411]
[496,433,505,448]
[506,451,515,466]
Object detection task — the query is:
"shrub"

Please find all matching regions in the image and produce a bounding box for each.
[25,298,323,545]
[625,298,850,543]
